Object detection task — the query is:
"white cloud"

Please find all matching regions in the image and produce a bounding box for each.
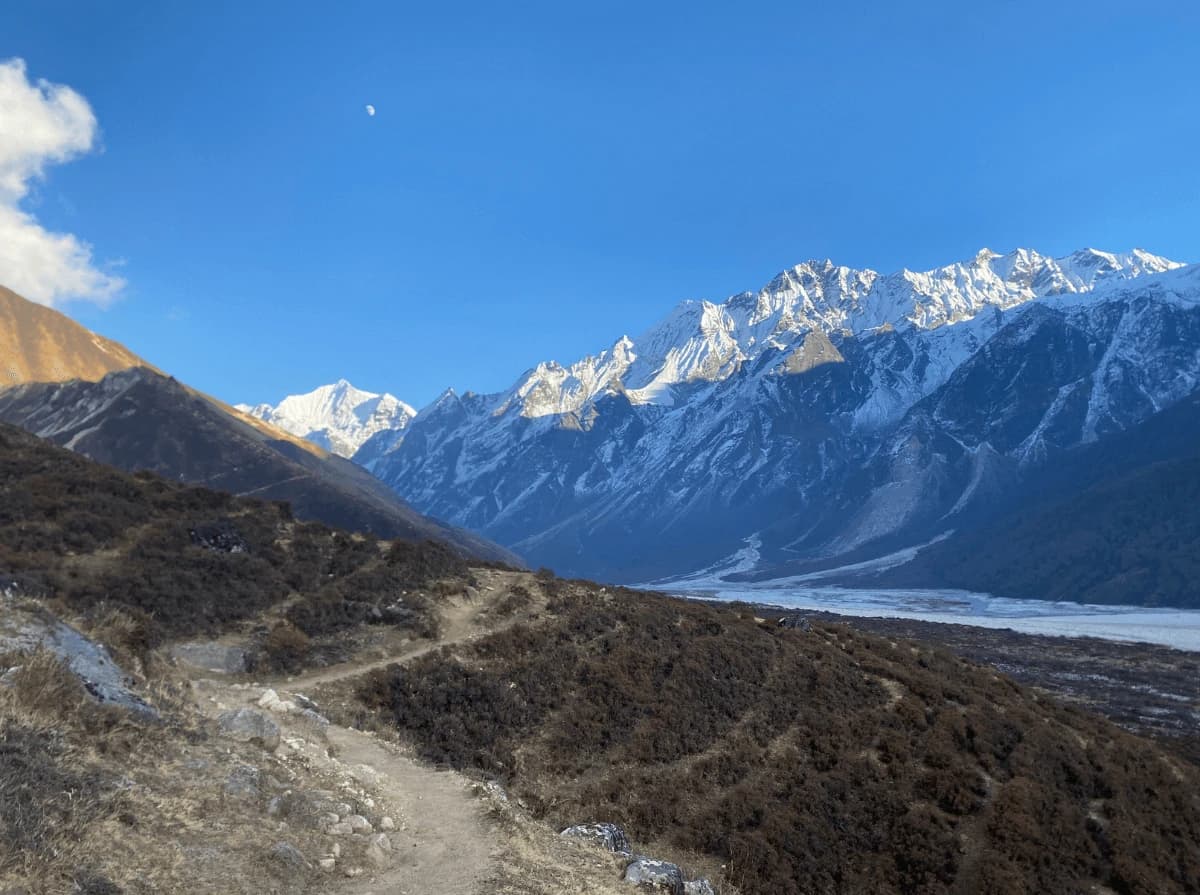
[0,58,124,306]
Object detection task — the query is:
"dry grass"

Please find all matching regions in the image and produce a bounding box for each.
[0,651,131,890]
[0,649,332,894]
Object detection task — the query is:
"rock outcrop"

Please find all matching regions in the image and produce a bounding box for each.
[0,597,157,718]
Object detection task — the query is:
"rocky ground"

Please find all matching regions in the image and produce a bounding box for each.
[0,570,715,895]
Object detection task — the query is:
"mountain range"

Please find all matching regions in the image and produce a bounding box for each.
[0,286,514,564]
[247,247,1200,604]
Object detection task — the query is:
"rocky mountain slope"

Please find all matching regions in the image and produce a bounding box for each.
[882,390,1200,606]
[349,247,1197,591]
[238,380,416,458]
[0,286,514,563]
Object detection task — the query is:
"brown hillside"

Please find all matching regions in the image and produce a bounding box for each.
[0,286,148,385]
[354,581,1200,895]
[0,287,518,563]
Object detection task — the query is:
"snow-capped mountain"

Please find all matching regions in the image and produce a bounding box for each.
[238,379,415,458]
[353,246,1195,585]
[435,247,1178,423]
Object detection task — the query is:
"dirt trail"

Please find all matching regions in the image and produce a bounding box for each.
[285,592,487,690]
[195,570,538,894]
[328,724,494,895]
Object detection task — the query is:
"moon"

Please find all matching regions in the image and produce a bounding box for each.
[365,104,376,117]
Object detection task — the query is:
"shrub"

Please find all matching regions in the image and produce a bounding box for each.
[355,581,1200,895]
[260,622,312,673]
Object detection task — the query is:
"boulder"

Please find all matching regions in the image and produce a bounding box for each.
[189,521,249,554]
[624,858,685,894]
[777,615,812,632]
[171,641,249,674]
[217,707,280,751]
[560,822,631,854]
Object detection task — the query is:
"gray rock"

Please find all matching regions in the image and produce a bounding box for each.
[217,707,280,751]
[189,521,249,554]
[777,615,812,632]
[224,763,261,799]
[171,641,249,674]
[624,858,684,894]
[684,880,716,895]
[0,610,158,718]
[345,814,373,833]
[365,842,390,869]
[269,841,308,870]
[263,790,339,827]
[560,822,631,854]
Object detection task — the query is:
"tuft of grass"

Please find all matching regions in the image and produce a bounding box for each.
[0,716,122,883]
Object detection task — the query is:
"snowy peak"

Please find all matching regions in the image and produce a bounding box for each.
[238,380,416,457]
[492,246,1184,421]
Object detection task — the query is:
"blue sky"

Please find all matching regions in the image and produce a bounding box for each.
[3,0,1198,407]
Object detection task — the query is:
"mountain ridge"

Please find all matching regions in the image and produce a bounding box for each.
[339,247,1199,592]
[0,285,516,564]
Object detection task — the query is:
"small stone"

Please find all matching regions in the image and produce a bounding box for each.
[171,642,249,674]
[317,857,336,871]
[319,812,341,829]
[224,764,261,800]
[346,814,372,833]
[334,802,353,817]
[269,842,308,870]
[365,842,390,869]
[331,843,341,859]
[684,881,717,895]
[379,816,395,831]
[369,833,392,851]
